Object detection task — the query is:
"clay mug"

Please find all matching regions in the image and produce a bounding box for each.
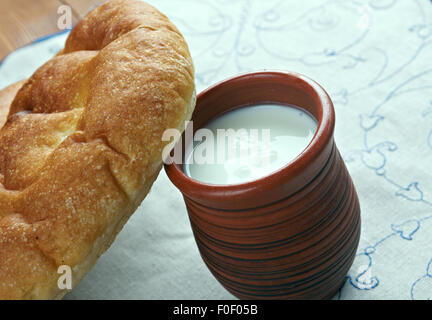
[164,71,361,299]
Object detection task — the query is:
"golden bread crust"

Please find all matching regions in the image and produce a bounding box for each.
[0,0,195,299]
[0,81,26,128]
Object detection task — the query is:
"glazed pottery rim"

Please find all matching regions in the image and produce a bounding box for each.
[165,70,335,200]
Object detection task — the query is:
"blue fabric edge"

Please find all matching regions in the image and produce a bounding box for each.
[0,29,71,71]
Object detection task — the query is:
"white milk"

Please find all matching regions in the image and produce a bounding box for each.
[184,104,317,185]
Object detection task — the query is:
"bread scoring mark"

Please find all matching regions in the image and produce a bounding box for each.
[0,109,83,191]
[91,134,130,161]
[7,51,97,117]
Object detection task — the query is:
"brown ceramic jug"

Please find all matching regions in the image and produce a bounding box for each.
[164,71,361,299]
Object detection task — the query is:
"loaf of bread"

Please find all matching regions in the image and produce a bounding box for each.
[0,0,195,299]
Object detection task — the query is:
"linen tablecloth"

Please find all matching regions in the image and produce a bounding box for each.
[1,0,432,300]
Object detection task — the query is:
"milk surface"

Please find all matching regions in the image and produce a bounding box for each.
[184,104,317,185]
